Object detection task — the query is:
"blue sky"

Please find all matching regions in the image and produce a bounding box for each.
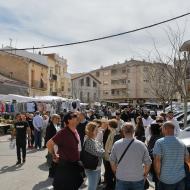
[0,0,190,73]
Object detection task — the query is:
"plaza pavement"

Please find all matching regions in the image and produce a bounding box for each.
[0,135,154,190]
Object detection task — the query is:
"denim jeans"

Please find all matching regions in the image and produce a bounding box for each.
[115,179,144,190]
[85,169,101,190]
[34,129,42,148]
[158,178,185,190]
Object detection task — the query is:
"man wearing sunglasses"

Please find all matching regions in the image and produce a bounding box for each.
[47,111,83,190]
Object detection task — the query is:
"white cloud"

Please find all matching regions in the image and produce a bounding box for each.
[0,0,190,73]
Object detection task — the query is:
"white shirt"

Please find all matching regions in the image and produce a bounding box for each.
[168,118,181,137]
[142,116,154,142]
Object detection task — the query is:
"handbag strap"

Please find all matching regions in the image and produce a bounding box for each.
[118,139,134,164]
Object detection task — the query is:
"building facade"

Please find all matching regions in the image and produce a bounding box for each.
[0,73,28,96]
[45,53,71,98]
[89,59,160,105]
[72,73,101,104]
[0,48,48,96]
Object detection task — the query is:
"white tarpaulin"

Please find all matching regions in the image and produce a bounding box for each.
[35,96,68,102]
[0,94,38,102]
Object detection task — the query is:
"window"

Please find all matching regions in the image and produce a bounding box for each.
[188,84,190,92]
[143,67,148,72]
[40,73,44,88]
[9,72,13,78]
[80,78,84,86]
[144,88,148,94]
[127,68,130,73]
[111,69,117,75]
[111,79,126,85]
[31,70,35,87]
[122,69,126,73]
[96,72,100,77]
[80,91,83,101]
[93,81,97,87]
[103,81,108,85]
[87,92,90,102]
[103,71,109,76]
[128,80,130,83]
[94,93,97,100]
[143,79,149,83]
[86,77,91,87]
[121,79,126,84]
[50,83,53,92]
[103,91,109,95]
[111,89,115,95]
[186,68,190,79]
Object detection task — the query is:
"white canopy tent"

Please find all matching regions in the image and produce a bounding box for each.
[34,96,68,102]
[0,94,38,102]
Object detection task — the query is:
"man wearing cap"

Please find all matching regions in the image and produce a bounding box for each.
[47,111,83,190]
[153,121,190,190]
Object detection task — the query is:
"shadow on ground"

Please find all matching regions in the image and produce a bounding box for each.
[32,178,53,190]
[38,162,49,171]
[27,149,38,154]
[0,164,24,174]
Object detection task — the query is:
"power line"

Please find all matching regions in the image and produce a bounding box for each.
[2,12,190,51]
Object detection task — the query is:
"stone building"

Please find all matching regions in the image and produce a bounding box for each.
[0,73,28,95]
[44,53,71,98]
[71,73,101,104]
[0,47,48,96]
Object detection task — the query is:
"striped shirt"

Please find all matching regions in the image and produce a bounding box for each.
[153,136,189,184]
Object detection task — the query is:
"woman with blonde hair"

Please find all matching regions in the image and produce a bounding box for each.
[83,122,105,190]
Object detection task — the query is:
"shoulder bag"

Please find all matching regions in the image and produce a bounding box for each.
[118,138,134,164]
[80,141,99,170]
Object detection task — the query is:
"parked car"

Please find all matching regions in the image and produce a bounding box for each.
[173,111,183,117]
[179,114,190,129]
[178,127,190,153]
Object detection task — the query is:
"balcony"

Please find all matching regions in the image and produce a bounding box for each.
[31,80,47,90]
[51,92,58,96]
[50,74,57,81]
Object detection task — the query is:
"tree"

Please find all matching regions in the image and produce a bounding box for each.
[152,26,190,128]
[145,63,177,112]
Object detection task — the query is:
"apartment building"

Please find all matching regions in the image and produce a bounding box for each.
[0,47,48,96]
[71,73,101,104]
[44,53,71,98]
[90,59,158,105]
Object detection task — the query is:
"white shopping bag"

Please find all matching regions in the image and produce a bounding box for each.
[9,139,16,150]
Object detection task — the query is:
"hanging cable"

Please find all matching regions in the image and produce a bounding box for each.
[1,12,190,51]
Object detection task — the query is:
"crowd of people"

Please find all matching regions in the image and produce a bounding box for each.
[11,106,190,190]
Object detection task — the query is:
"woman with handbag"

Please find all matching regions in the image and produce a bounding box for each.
[83,122,105,190]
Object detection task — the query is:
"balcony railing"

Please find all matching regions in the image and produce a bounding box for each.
[51,92,57,96]
[50,74,57,81]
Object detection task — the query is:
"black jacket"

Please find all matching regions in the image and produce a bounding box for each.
[76,120,88,145]
[45,121,57,144]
